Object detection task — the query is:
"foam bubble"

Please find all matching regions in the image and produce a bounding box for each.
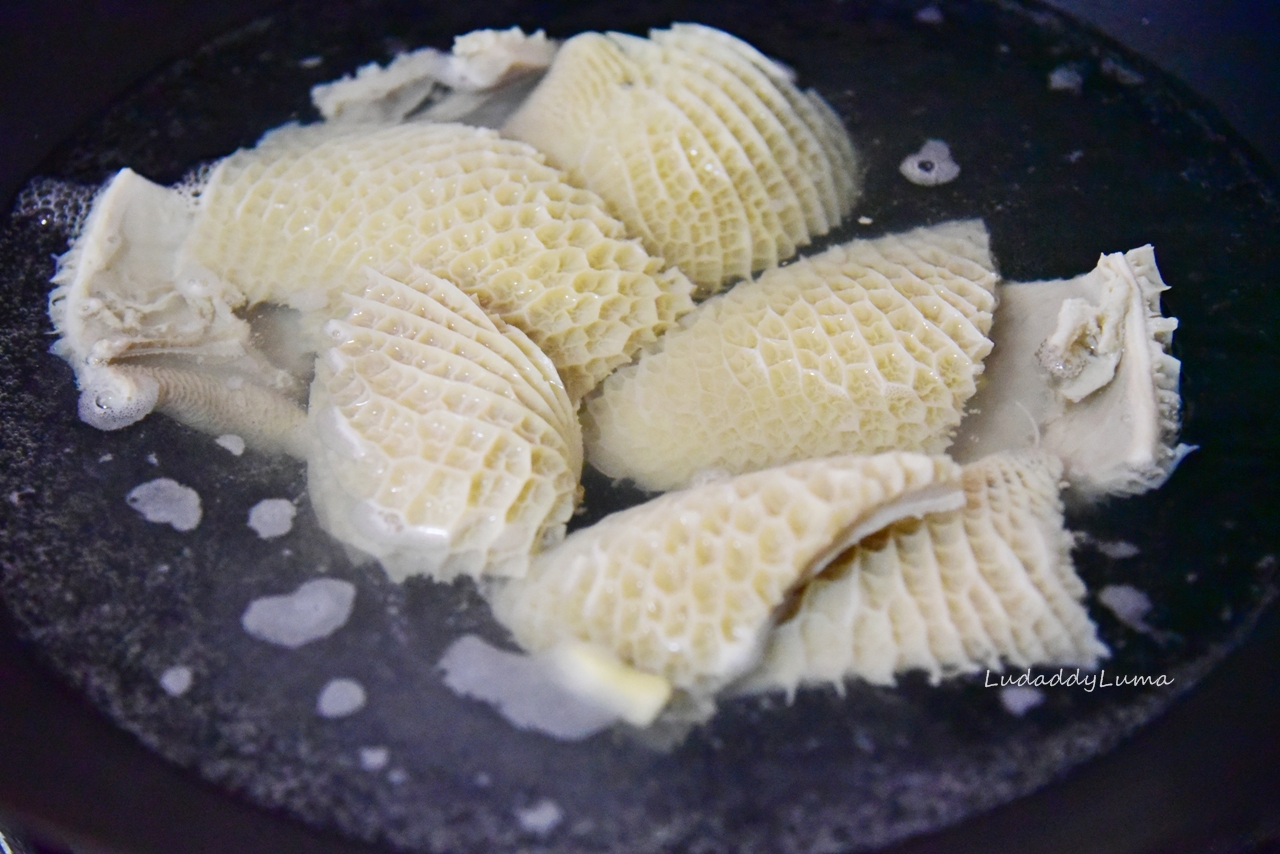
[1097,584,1154,634]
[159,665,194,696]
[216,434,246,455]
[515,799,563,835]
[1000,686,1045,716]
[248,498,297,539]
[12,177,100,236]
[317,678,367,717]
[126,478,202,531]
[359,746,390,770]
[899,139,960,186]
[437,635,618,741]
[241,578,356,648]
[1048,64,1084,94]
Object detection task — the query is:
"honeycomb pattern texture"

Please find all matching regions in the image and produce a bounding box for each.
[184,120,695,401]
[307,270,582,583]
[488,453,961,695]
[584,220,999,492]
[744,452,1108,695]
[502,24,860,294]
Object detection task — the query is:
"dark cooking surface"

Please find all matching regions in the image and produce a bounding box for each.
[3,1,1280,853]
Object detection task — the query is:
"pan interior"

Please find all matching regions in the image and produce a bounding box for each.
[2,1,1278,852]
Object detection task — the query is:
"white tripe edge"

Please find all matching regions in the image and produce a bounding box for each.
[713,482,965,690]
[803,484,967,580]
[311,28,558,122]
[952,245,1187,498]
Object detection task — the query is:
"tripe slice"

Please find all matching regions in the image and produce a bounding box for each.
[584,220,998,492]
[504,25,859,294]
[48,168,307,451]
[307,270,582,583]
[488,453,963,701]
[185,120,694,401]
[742,452,1108,696]
[952,246,1186,498]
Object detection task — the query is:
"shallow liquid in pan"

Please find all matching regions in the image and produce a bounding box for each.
[2,1,1279,852]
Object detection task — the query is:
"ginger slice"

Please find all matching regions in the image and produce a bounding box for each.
[186,121,694,401]
[952,246,1186,498]
[307,270,581,583]
[743,452,1108,696]
[488,453,962,699]
[584,220,998,492]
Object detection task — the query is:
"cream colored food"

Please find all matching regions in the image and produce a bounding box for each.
[583,220,998,492]
[952,246,1186,498]
[742,452,1107,695]
[488,453,963,697]
[186,120,695,401]
[43,23,1188,734]
[504,24,859,294]
[308,270,582,581]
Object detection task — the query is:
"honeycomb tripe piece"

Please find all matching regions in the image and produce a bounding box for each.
[606,32,782,278]
[952,246,1187,499]
[741,452,1109,696]
[506,32,745,290]
[355,269,580,454]
[47,167,308,451]
[307,270,583,583]
[503,25,859,294]
[183,120,695,401]
[584,219,999,492]
[652,23,860,231]
[488,453,964,698]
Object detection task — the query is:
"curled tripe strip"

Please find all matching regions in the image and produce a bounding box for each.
[742,451,1108,696]
[488,452,963,704]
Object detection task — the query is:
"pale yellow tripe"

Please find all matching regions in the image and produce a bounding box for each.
[583,220,999,492]
[488,453,963,698]
[503,24,859,294]
[953,246,1185,498]
[307,270,582,582]
[184,120,694,401]
[742,452,1108,696]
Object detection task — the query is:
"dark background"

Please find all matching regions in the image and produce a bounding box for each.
[2,2,1278,853]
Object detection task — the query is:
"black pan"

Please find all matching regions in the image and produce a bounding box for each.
[2,2,1279,853]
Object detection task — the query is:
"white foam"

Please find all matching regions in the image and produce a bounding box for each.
[159,665,193,697]
[126,478,202,531]
[317,678,367,718]
[515,798,563,835]
[216,434,246,455]
[248,498,297,539]
[438,635,618,741]
[12,176,99,236]
[1097,584,1152,632]
[359,746,390,770]
[999,686,1045,716]
[900,139,960,186]
[241,578,356,648]
[1048,64,1084,94]
[1096,540,1141,560]
[914,5,944,25]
